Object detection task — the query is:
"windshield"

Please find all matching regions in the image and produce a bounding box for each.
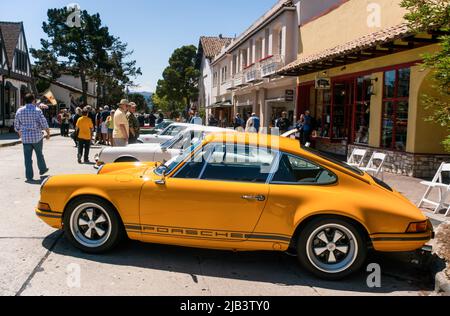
[154,140,202,176]
[302,147,365,176]
[160,125,187,137]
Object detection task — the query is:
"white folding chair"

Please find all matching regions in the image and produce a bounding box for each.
[360,153,386,180]
[347,149,368,168]
[418,162,450,214]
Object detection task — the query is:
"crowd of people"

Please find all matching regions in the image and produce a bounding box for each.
[13,95,162,181]
[13,92,316,182]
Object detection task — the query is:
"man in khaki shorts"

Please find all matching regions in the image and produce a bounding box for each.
[113,99,130,147]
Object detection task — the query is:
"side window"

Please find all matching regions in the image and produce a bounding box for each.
[200,144,277,183]
[271,154,337,185]
[174,144,213,179]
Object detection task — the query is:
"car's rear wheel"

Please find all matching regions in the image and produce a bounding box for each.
[297,218,367,280]
[63,197,124,254]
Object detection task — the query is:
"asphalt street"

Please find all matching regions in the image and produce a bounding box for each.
[0,136,436,296]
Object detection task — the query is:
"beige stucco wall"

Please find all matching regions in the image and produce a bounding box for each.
[409,69,449,154]
[299,0,407,56]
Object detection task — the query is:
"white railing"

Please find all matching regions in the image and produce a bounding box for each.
[245,64,262,83]
[222,79,233,91]
[233,73,247,87]
[260,54,285,78]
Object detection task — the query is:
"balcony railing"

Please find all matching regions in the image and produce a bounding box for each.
[233,73,247,87]
[245,64,262,83]
[260,54,285,78]
[221,80,233,91]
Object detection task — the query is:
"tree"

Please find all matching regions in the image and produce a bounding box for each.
[128,93,148,112]
[31,7,141,107]
[155,45,200,118]
[401,0,450,150]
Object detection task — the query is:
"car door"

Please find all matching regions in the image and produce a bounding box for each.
[139,142,278,241]
[255,153,339,236]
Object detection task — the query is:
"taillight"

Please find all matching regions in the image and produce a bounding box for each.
[406,221,429,233]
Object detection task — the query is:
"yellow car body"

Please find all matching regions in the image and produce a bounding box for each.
[36,133,433,279]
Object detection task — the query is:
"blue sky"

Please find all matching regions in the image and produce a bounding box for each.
[0,0,277,92]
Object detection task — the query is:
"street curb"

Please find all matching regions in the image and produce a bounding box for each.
[0,133,60,148]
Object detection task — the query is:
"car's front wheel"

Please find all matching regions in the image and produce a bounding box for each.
[297,218,367,280]
[63,197,124,254]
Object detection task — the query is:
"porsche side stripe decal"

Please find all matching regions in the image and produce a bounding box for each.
[125,223,291,238]
[124,224,292,243]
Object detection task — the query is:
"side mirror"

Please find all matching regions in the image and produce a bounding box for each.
[155,169,167,185]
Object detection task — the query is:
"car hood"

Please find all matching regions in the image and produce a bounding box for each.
[98,162,158,176]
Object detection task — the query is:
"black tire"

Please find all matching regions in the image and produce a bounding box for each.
[297,217,367,280]
[114,157,139,163]
[63,197,124,254]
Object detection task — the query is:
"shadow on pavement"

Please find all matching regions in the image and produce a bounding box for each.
[42,231,434,295]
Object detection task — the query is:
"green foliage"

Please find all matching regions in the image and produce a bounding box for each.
[128,93,148,113]
[152,93,171,113]
[401,0,450,151]
[155,45,200,117]
[31,7,141,107]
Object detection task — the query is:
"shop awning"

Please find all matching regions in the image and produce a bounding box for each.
[208,100,233,109]
[278,23,446,77]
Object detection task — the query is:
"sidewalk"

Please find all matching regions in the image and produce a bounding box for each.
[384,173,449,226]
[0,128,61,148]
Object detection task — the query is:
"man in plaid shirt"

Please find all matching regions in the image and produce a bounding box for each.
[14,93,51,182]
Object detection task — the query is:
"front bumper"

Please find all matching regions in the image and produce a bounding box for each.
[36,209,63,229]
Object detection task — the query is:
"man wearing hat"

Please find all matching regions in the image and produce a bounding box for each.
[113,99,130,147]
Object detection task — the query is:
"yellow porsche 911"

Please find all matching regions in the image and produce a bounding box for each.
[36,133,433,280]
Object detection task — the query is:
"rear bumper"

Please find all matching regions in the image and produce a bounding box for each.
[370,227,434,253]
[36,209,63,229]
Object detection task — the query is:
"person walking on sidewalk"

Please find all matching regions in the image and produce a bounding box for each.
[76,108,94,164]
[14,93,50,182]
[127,102,140,144]
[113,99,130,147]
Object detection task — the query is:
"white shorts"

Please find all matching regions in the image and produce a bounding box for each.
[101,122,108,134]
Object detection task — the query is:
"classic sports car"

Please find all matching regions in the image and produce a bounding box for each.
[138,122,193,144]
[95,125,232,166]
[36,133,433,280]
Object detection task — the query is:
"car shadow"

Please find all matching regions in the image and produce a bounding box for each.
[43,231,434,294]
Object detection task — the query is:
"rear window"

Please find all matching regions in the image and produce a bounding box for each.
[302,147,365,176]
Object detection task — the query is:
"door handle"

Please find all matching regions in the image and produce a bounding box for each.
[241,195,266,202]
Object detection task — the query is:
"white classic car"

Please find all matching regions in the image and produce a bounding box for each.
[137,122,194,144]
[95,126,232,167]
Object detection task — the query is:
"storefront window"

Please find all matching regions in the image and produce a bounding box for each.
[354,76,372,145]
[381,67,410,151]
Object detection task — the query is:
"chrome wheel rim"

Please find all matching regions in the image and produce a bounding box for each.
[70,203,112,248]
[306,224,358,274]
